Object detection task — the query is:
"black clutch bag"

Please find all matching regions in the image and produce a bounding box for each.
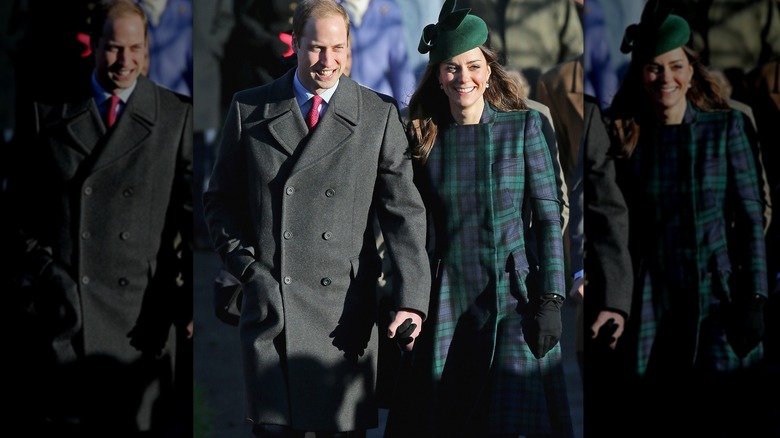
[214,267,242,326]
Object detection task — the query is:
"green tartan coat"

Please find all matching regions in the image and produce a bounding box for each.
[615,104,768,377]
[386,104,573,437]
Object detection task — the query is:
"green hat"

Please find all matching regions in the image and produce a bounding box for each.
[621,0,691,59]
[418,0,488,64]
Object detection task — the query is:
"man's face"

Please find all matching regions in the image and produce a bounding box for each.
[293,14,349,95]
[93,14,146,94]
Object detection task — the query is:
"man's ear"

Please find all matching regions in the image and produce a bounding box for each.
[291,33,298,53]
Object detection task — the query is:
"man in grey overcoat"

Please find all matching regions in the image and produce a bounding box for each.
[4,1,192,435]
[203,0,430,436]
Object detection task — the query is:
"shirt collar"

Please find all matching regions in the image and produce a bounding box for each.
[293,69,339,107]
[91,72,137,105]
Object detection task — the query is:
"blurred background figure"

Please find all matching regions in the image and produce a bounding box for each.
[582,0,619,111]
[193,0,233,249]
[140,0,193,97]
[13,0,96,109]
[220,0,296,106]
[596,0,644,91]
[395,0,443,86]
[0,0,27,155]
[459,0,583,99]
[339,0,417,107]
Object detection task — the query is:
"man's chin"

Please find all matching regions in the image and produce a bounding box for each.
[314,74,340,88]
[110,75,137,90]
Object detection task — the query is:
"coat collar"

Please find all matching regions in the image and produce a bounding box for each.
[265,70,361,171]
[263,69,361,126]
[60,75,157,169]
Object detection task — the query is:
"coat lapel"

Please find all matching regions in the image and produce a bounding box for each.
[291,76,360,175]
[266,69,309,155]
[61,97,104,156]
[92,76,155,171]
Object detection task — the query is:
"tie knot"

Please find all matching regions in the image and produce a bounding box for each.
[306,95,323,130]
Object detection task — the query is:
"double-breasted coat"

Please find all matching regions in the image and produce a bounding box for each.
[203,69,430,432]
[7,75,193,432]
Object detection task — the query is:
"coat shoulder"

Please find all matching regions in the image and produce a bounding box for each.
[351,77,400,112]
[152,80,192,112]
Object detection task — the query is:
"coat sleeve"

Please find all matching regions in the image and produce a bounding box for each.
[726,109,769,298]
[524,110,566,298]
[583,97,632,317]
[373,102,431,319]
[152,100,194,327]
[202,93,257,281]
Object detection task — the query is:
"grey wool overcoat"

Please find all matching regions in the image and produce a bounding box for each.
[203,69,430,432]
[6,74,193,432]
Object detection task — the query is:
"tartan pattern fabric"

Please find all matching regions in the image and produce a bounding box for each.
[622,105,767,377]
[420,105,571,436]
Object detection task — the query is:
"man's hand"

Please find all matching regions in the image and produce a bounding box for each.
[590,310,625,350]
[569,276,584,303]
[388,309,423,351]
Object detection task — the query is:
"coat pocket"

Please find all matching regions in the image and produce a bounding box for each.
[491,158,522,218]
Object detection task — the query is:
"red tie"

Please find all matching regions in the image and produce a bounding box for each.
[305,95,323,130]
[106,95,120,128]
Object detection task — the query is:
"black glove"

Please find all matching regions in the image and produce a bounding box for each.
[393,318,416,346]
[594,318,619,346]
[725,294,766,358]
[526,293,564,359]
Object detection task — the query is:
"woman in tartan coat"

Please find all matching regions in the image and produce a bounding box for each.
[604,2,770,435]
[384,1,573,437]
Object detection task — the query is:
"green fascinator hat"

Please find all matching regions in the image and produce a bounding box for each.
[621,0,691,59]
[418,0,488,64]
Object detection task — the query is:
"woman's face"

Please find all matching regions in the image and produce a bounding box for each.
[437,47,491,115]
[641,47,693,116]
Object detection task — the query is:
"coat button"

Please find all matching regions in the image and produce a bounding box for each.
[123,188,134,197]
[81,276,90,285]
[321,277,332,286]
[120,231,131,240]
[283,231,293,239]
[322,231,332,240]
[81,231,91,240]
[325,188,335,197]
[283,276,292,285]
[118,278,129,287]
[286,186,295,195]
[83,186,93,195]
